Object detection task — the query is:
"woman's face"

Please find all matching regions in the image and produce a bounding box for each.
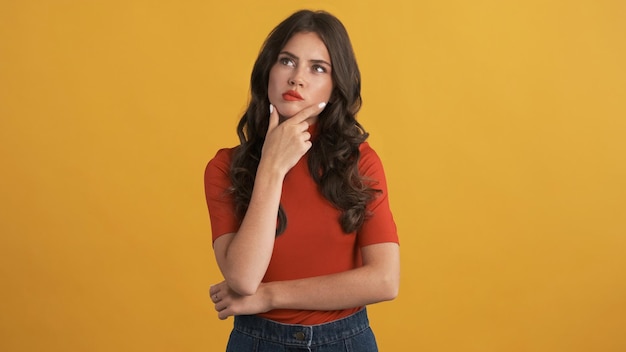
[268,31,333,120]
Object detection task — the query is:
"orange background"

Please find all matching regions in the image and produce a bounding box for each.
[1,0,625,351]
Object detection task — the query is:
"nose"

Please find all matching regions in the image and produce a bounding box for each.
[288,68,305,87]
[288,77,304,87]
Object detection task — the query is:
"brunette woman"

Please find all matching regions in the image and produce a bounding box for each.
[205,9,399,351]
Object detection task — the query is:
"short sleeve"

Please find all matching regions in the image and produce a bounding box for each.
[204,148,239,243]
[356,143,399,247]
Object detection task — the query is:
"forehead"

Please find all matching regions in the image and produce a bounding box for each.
[282,32,331,62]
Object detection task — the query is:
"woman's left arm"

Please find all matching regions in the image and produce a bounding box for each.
[210,242,399,320]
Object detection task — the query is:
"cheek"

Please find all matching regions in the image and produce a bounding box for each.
[268,68,284,92]
[267,77,279,98]
[320,81,334,100]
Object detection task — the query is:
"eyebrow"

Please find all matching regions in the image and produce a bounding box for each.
[279,51,332,67]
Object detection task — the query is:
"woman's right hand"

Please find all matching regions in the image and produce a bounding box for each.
[260,102,326,176]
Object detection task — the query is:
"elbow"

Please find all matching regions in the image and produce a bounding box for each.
[384,284,399,301]
[379,272,400,301]
[225,277,261,296]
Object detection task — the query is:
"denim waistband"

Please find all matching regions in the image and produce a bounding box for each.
[232,309,370,348]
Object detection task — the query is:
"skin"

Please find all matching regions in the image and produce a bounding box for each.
[267,32,334,122]
[209,31,400,320]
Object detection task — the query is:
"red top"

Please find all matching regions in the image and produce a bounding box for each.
[204,137,398,325]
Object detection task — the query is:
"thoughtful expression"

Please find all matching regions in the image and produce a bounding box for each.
[268,32,333,120]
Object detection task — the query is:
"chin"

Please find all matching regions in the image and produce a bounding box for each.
[275,104,301,119]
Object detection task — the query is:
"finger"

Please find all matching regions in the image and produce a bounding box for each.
[209,284,221,297]
[209,280,227,295]
[289,102,327,125]
[267,104,279,133]
[218,309,230,320]
[215,300,228,312]
[216,303,231,320]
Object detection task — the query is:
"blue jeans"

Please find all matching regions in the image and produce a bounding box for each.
[225,308,378,351]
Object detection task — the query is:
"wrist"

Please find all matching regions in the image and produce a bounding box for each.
[257,158,288,181]
[262,281,279,311]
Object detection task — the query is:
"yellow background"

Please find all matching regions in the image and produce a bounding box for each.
[1,0,625,351]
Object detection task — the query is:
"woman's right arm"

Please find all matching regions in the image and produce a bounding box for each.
[212,103,325,296]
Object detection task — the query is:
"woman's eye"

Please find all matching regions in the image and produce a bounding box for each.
[279,57,295,67]
[313,65,327,73]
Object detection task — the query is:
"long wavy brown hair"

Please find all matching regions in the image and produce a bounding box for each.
[230,10,380,235]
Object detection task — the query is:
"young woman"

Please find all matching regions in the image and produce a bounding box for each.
[204,9,399,351]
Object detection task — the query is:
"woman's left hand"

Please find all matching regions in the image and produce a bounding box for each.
[209,281,272,320]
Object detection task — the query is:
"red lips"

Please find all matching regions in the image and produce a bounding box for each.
[282,90,303,101]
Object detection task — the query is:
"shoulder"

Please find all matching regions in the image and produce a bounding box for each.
[205,147,238,180]
[358,141,377,157]
[358,142,384,171]
[207,147,237,169]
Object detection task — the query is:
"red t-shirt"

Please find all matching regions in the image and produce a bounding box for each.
[204,138,398,325]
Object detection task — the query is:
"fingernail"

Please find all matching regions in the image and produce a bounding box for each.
[269,104,274,114]
[318,102,326,109]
